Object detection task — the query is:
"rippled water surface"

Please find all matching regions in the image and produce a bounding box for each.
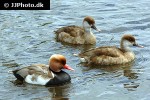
[1,0,150,100]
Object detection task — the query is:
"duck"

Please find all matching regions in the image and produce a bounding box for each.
[10,54,74,86]
[54,16,101,44]
[77,34,144,65]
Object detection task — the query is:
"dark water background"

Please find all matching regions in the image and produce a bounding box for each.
[1,0,150,100]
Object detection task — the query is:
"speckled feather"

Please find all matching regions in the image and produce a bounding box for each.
[54,16,97,44]
[55,25,84,37]
[79,46,135,65]
[14,64,54,83]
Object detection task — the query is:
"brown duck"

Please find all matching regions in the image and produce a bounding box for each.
[77,34,144,65]
[55,16,100,44]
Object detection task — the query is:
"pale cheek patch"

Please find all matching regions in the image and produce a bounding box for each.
[83,21,91,28]
[124,40,132,47]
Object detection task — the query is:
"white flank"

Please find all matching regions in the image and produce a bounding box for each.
[25,72,54,85]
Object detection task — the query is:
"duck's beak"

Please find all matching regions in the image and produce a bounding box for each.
[63,64,74,71]
[91,24,101,32]
[133,43,144,48]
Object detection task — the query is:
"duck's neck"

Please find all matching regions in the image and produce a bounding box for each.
[85,28,93,35]
[120,40,132,52]
[82,21,93,34]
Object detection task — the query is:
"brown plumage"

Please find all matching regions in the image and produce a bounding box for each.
[83,16,95,25]
[15,64,53,79]
[78,34,144,65]
[54,16,100,44]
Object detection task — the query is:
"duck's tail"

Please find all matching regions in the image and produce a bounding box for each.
[80,58,87,63]
[73,53,87,62]
[8,70,13,74]
[73,53,79,57]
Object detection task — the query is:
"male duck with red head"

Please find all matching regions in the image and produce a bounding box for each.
[11,54,74,86]
[55,16,101,44]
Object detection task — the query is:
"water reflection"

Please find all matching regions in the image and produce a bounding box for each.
[1,0,149,99]
[123,65,140,91]
[79,61,140,91]
[48,85,71,100]
[59,42,96,52]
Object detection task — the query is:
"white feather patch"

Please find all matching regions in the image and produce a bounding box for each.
[80,58,87,62]
[25,72,54,85]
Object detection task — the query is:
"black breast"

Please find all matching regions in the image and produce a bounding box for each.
[13,69,24,81]
[45,70,71,87]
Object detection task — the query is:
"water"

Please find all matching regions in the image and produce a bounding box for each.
[1,0,150,100]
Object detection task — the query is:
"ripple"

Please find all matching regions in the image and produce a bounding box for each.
[105,4,116,7]
[110,27,130,33]
[125,21,142,24]
[98,9,118,12]
[97,91,116,97]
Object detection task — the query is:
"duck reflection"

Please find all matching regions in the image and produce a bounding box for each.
[79,61,140,91]
[123,63,140,91]
[60,41,96,52]
[48,84,71,100]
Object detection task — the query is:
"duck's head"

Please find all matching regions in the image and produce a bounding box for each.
[49,54,74,72]
[83,16,101,32]
[121,34,144,51]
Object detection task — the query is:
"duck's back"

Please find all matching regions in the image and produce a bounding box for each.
[55,25,88,44]
[55,25,84,37]
[79,46,135,65]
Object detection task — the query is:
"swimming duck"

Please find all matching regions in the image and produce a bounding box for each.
[77,34,144,65]
[10,54,74,86]
[55,16,101,44]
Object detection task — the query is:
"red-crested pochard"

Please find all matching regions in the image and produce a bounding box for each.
[77,34,144,65]
[55,16,101,44]
[10,54,74,86]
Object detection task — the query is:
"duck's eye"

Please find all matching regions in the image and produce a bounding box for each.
[129,39,132,42]
[128,38,134,42]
